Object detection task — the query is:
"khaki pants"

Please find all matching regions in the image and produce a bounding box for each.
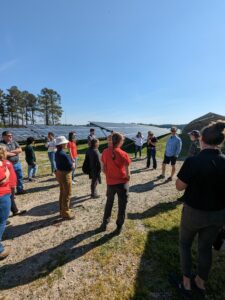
[56,170,72,218]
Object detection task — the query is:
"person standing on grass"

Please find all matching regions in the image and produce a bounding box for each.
[55,136,74,220]
[157,127,182,181]
[187,130,200,157]
[0,152,11,260]
[146,131,158,169]
[87,128,96,147]
[45,132,57,175]
[175,120,225,299]
[25,137,38,182]
[67,132,78,184]
[86,138,101,199]
[133,132,144,159]
[0,145,26,217]
[1,131,26,195]
[100,132,131,235]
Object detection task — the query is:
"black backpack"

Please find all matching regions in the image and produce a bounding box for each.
[82,153,90,175]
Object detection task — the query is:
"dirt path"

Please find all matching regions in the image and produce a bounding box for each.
[0,158,183,300]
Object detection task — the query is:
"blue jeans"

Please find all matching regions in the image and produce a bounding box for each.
[28,164,38,179]
[48,152,57,173]
[147,148,157,169]
[13,162,24,193]
[0,194,11,253]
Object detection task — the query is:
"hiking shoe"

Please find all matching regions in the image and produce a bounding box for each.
[6,220,11,226]
[157,174,165,179]
[0,246,11,260]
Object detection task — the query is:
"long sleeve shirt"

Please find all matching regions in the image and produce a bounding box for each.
[165,135,182,157]
[55,149,73,171]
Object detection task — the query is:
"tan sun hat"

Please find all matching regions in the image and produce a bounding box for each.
[55,136,69,146]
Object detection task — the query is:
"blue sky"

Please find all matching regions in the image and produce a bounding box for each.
[1,0,225,125]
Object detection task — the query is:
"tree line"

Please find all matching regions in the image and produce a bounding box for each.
[0,86,63,127]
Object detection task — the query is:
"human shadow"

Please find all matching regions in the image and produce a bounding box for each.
[0,229,116,290]
[131,167,150,175]
[26,195,91,217]
[24,184,59,194]
[133,226,180,300]
[128,200,180,220]
[129,179,167,193]
[4,215,62,240]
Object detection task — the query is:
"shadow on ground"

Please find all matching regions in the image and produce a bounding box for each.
[0,229,117,290]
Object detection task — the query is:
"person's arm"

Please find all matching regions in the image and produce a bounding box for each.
[9,142,22,155]
[125,165,131,181]
[176,179,187,191]
[175,138,182,157]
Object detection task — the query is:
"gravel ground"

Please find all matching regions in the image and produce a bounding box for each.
[0,158,182,300]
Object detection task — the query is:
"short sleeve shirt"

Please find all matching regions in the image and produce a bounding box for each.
[177,149,225,211]
[102,147,131,185]
[1,140,20,164]
[147,137,158,149]
[67,141,78,159]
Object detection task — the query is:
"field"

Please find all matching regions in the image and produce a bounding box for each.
[0,136,224,300]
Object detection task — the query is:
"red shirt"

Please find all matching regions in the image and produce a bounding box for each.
[0,166,11,196]
[102,147,131,185]
[3,160,17,188]
[67,141,78,159]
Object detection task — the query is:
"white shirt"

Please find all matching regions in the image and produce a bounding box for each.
[46,140,56,152]
[134,136,144,147]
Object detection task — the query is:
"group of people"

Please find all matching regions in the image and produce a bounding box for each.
[0,122,225,300]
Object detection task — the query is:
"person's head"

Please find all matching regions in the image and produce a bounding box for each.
[200,120,225,148]
[0,145,7,161]
[90,128,95,135]
[2,131,13,143]
[188,130,200,141]
[48,132,54,140]
[68,131,76,142]
[148,131,154,137]
[27,137,35,145]
[55,136,69,150]
[112,132,124,148]
[171,127,177,136]
[136,131,142,138]
[90,138,99,149]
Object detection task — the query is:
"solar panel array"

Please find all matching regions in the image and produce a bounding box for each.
[90,121,170,141]
[0,126,106,142]
[0,122,170,142]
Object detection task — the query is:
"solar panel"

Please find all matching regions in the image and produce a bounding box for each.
[90,121,170,142]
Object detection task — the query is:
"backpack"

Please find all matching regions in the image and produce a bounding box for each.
[82,153,90,175]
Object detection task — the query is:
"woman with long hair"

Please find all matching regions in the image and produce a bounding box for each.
[101,132,131,234]
[175,120,225,298]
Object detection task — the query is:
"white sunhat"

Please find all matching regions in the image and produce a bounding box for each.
[55,136,69,146]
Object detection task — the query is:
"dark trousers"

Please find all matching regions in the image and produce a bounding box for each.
[91,177,99,196]
[103,183,129,228]
[179,204,225,281]
[135,145,142,158]
[146,148,157,169]
[11,188,18,214]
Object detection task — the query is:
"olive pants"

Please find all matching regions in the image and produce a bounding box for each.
[56,170,72,218]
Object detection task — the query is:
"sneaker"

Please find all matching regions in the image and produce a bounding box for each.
[73,178,79,182]
[0,246,11,260]
[72,181,76,185]
[157,174,165,179]
[16,190,27,195]
[13,210,27,216]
